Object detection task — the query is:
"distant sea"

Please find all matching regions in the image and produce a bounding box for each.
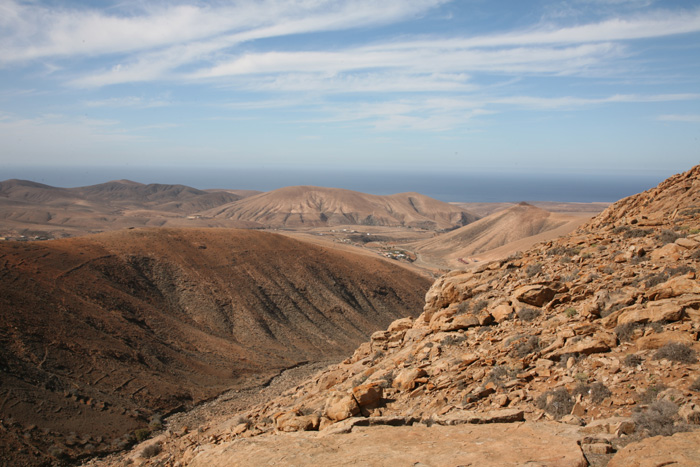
[0,165,675,203]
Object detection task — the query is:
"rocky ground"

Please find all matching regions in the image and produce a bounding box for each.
[85,166,700,466]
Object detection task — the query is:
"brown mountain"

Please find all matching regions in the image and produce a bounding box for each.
[202,185,478,230]
[0,179,257,238]
[410,202,590,269]
[0,228,430,465]
[103,168,700,466]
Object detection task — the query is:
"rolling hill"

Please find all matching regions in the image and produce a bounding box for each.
[411,202,590,269]
[0,228,430,465]
[202,185,478,230]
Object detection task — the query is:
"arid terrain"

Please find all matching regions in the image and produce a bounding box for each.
[0,228,430,465]
[6,176,671,467]
[79,165,700,466]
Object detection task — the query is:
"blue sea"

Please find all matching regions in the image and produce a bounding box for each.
[0,165,675,203]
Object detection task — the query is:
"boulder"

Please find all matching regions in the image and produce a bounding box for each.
[608,430,700,467]
[649,243,683,262]
[491,303,514,322]
[635,331,696,350]
[512,285,556,307]
[392,368,428,391]
[388,317,413,333]
[647,277,700,300]
[616,300,684,325]
[324,392,360,422]
[352,383,383,408]
[275,412,320,432]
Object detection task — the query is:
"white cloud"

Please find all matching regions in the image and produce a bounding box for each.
[83,96,171,108]
[657,114,700,123]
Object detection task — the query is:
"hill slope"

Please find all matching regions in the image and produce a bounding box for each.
[202,185,478,230]
[108,167,700,466]
[411,202,587,268]
[0,228,430,465]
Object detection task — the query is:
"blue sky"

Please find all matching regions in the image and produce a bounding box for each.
[1,0,699,181]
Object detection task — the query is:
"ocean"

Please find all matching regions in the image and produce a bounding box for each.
[0,165,674,203]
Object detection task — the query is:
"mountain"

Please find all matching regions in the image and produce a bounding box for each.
[202,185,479,230]
[411,202,589,269]
[0,179,258,238]
[0,228,430,465]
[105,166,700,466]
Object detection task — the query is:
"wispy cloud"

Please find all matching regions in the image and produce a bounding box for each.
[657,114,700,123]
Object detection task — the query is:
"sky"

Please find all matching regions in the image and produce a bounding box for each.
[0,0,699,186]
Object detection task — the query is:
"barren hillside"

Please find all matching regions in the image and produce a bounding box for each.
[202,186,478,230]
[0,228,430,465]
[96,166,700,466]
[412,202,588,269]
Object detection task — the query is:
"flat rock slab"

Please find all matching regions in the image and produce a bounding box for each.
[190,422,586,467]
[608,430,700,467]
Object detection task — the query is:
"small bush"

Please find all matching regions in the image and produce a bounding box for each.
[511,335,540,358]
[473,300,488,313]
[133,428,151,442]
[486,365,514,387]
[612,226,630,234]
[526,263,543,277]
[558,352,584,368]
[615,322,641,342]
[572,382,610,403]
[536,387,574,419]
[645,273,669,288]
[517,307,541,322]
[633,400,685,438]
[564,307,577,318]
[666,265,695,276]
[653,343,697,363]
[625,228,651,238]
[548,246,581,257]
[141,443,162,459]
[638,384,667,404]
[624,354,643,367]
[440,333,467,347]
[656,230,683,244]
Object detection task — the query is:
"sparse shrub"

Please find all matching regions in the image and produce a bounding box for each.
[633,400,686,438]
[133,428,151,443]
[653,342,697,364]
[511,335,540,358]
[473,300,488,313]
[486,365,514,387]
[48,445,68,459]
[141,443,162,459]
[600,266,615,275]
[536,387,574,419]
[666,265,695,276]
[638,384,667,404]
[624,354,643,367]
[457,300,471,314]
[558,352,583,368]
[615,322,641,342]
[440,333,467,347]
[692,250,700,261]
[645,273,669,288]
[517,307,541,322]
[525,263,543,277]
[547,246,581,257]
[572,381,610,403]
[656,229,683,244]
[612,226,630,234]
[377,372,394,388]
[690,377,700,392]
[625,228,651,238]
[564,307,577,318]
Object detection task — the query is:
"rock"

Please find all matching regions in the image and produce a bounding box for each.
[649,243,683,262]
[275,412,320,432]
[635,330,696,350]
[582,417,635,435]
[392,368,428,392]
[583,443,613,455]
[675,237,699,249]
[647,277,700,300]
[188,422,588,467]
[437,313,480,332]
[616,300,684,325]
[352,383,383,408]
[608,430,700,467]
[548,334,614,359]
[491,303,514,322]
[388,317,413,333]
[324,392,360,422]
[678,402,700,424]
[512,285,556,307]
